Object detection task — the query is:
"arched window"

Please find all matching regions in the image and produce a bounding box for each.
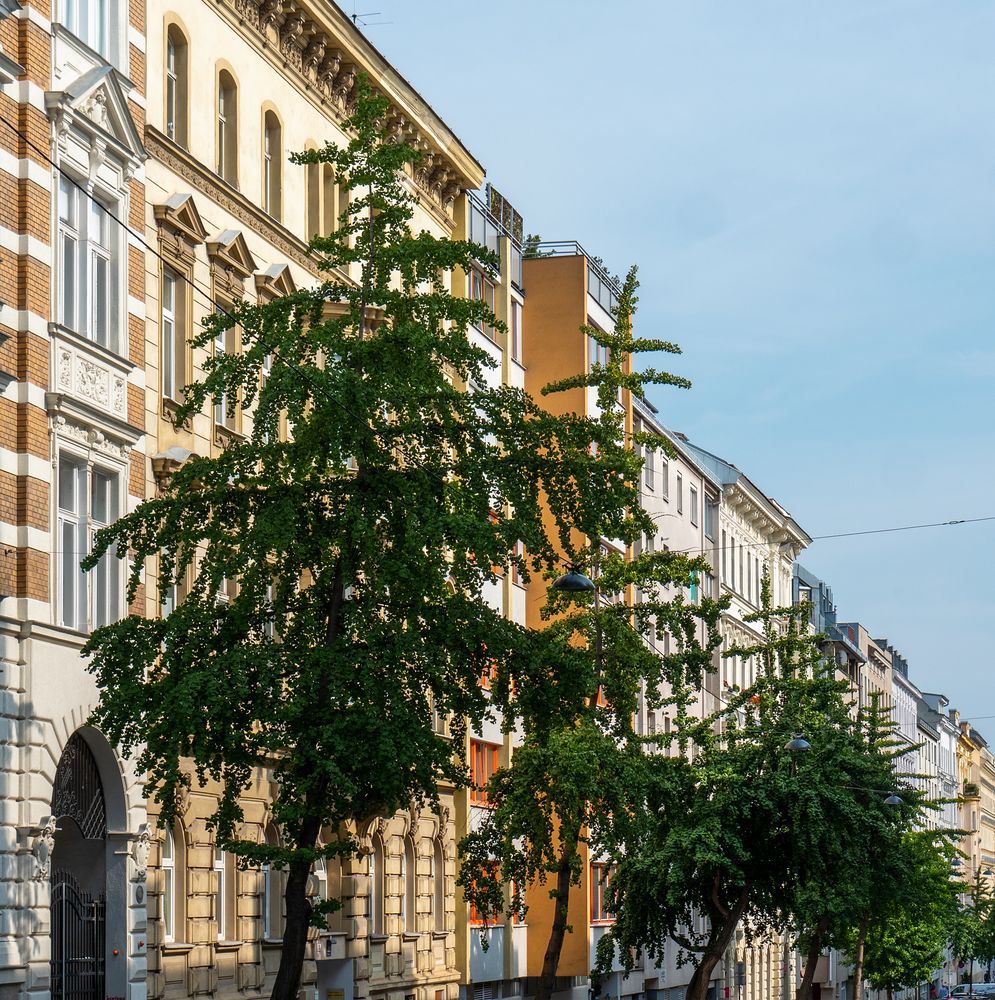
[305,155,320,240]
[432,838,445,933]
[369,834,385,936]
[262,823,283,940]
[162,827,175,941]
[165,24,188,147]
[263,110,282,219]
[403,836,416,933]
[217,70,238,185]
[322,165,337,235]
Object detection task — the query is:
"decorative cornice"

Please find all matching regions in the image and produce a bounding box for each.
[216,0,480,201]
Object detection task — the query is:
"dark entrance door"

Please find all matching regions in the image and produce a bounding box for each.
[49,732,109,1000]
[50,870,106,1000]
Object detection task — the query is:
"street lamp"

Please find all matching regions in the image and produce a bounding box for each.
[883,793,903,806]
[551,565,596,594]
[784,734,811,753]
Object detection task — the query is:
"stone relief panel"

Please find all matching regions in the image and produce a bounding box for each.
[52,329,130,422]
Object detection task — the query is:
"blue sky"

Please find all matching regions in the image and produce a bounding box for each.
[370,1,995,718]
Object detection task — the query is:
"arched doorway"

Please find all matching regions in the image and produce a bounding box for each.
[50,732,108,1000]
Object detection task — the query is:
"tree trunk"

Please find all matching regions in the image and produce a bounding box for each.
[271,570,345,1000]
[852,911,869,1000]
[684,888,750,1000]
[271,855,314,1000]
[886,988,893,1000]
[534,849,576,1000]
[797,917,829,1000]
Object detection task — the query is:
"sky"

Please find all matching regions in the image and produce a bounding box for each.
[365,1,995,719]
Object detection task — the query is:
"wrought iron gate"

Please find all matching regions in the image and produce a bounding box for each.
[50,870,105,1000]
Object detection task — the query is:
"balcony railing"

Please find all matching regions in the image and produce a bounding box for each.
[466,190,524,290]
[531,241,622,317]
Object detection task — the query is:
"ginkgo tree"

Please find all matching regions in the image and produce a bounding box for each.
[82,79,690,1000]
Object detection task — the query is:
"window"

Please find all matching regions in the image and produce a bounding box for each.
[162,828,176,942]
[61,0,111,58]
[721,530,727,581]
[689,570,698,604]
[689,486,699,526]
[644,444,655,490]
[262,823,282,940]
[214,847,230,941]
[161,268,186,401]
[590,863,615,923]
[213,315,238,430]
[263,110,282,219]
[403,836,416,933]
[660,457,669,499]
[58,456,121,631]
[165,25,188,147]
[369,835,385,935]
[322,165,337,234]
[676,473,683,514]
[217,71,238,184]
[510,299,522,363]
[469,860,502,927]
[306,158,320,239]
[470,740,500,805]
[588,332,609,371]
[59,176,117,349]
[704,499,717,541]
[470,269,496,342]
[432,839,445,932]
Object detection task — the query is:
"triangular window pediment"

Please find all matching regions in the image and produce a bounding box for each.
[47,65,146,166]
[254,263,297,298]
[154,193,208,246]
[207,230,257,281]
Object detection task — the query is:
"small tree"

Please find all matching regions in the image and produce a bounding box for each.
[850,833,958,1000]
[83,81,658,1000]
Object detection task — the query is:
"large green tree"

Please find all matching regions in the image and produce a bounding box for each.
[457,270,722,1000]
[83,81,656,1000]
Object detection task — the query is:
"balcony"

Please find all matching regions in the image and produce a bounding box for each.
[467,191,524,289]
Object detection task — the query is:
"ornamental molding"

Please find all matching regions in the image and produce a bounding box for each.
[30,816,58,880]
[132,823,152,881]
[214,0,475,206]
[49,324,131,425]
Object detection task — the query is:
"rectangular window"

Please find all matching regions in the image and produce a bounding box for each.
[470,269,496,342]
[510,299,522,362]
[590,863,615,923]
[721,530,726,580]
[676,473,683,514]
[213,312,238,430]
[689,486,699,526]
[62,0,111,58]
[161,268,186,401]
[165,37,177,141]
[588,332,609,372]
[660,457,669,499]
[704,499,717,541]
[644,445,655,491]
[470,740,500,805]
[59,177,117,350]
[58,456,120,632]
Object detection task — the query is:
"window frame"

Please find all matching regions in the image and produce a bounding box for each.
[216,69,238,185]
[469,268,497,342]
[58,175,121,352]
[164,23,189,147]
[689,485,699,527]
[262,109,282,220]
[57,453,123,632]
[590,862,615,924]
[469,740,500,806]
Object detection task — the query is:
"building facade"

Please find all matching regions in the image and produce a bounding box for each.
[0,0,152,992]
